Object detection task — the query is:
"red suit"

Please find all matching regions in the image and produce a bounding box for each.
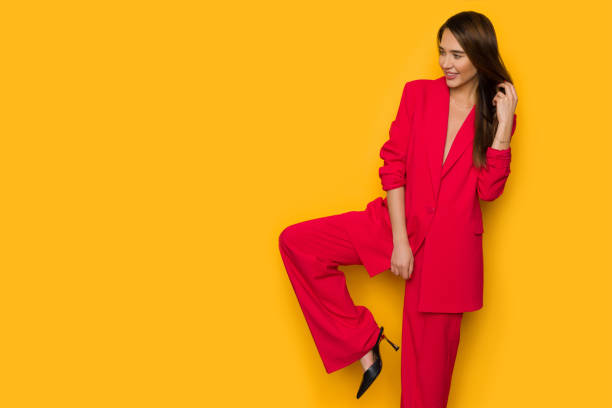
[279,75,516,407]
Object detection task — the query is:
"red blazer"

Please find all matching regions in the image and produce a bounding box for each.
[344,76,516,313]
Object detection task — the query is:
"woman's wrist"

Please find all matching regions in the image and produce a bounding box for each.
[393,234,409,245]
[490,139,511,150]
[492,121,513,149]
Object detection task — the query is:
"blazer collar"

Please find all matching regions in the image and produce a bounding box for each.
[427,76,476,198]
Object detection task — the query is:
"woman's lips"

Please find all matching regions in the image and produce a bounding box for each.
[446,73,458,79]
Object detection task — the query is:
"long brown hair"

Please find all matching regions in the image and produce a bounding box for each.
[437,11,514,169]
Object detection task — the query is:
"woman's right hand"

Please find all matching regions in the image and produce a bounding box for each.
[390,238,414,280]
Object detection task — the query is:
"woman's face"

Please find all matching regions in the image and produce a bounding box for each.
[438,28,477,88]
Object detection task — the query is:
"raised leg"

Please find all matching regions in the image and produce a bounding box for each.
[279,212,381,373]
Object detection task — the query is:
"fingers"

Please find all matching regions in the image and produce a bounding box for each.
[496,81,510,94]
[492,91,510,107]
[508,82,517,101]
[496,81,518,105]
[391,263,405,279]
[392,264,404,278]
[492,84,506,106]
[390,264,399,277]
[390,252,414,280]
[397,259,414,280]
[500,80,516,97]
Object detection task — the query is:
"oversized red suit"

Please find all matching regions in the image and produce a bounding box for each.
[346,75,517,313]
[279,75,516,407]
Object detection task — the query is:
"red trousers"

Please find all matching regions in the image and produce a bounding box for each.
[279,210,463,408]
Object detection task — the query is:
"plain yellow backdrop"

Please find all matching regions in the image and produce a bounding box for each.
[1,1,611,407]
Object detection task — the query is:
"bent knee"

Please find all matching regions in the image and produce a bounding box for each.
[279,223,303,250]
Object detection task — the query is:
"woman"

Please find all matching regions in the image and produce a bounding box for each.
[278,11,518,407]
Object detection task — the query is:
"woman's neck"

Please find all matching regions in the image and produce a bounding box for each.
[449,77,478,108]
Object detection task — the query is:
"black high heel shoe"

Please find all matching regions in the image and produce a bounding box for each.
[356,326,399,399]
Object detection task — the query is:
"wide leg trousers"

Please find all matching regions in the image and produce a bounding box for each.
[278,210,463,408]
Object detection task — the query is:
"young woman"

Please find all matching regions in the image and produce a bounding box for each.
[278,11,518,407]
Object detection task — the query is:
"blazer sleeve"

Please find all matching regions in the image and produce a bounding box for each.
[477,114,517,201]
[378,81,414,191]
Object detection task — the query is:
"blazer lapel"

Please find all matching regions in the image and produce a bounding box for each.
[427,76,476,200]
[441,103,475,179]
[426,78,446,201]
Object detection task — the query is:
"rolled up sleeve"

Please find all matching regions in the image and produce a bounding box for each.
[379,82,414,191]
[477,114,517,201]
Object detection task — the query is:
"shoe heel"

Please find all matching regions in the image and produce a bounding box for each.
[381,334,399,351]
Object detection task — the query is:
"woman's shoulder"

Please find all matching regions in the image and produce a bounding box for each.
[401,76,444,102]
[405,76,444,90]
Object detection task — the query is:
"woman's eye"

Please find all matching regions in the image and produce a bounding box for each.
[439,51,462,59]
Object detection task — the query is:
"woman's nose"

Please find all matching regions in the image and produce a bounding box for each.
[441,57,453,69]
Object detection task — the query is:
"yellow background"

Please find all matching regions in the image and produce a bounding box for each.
[1,1,611,407]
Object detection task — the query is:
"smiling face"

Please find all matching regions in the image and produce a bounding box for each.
[438,28,477,88]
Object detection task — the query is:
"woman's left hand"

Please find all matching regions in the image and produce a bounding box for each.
[492,81,518,127]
